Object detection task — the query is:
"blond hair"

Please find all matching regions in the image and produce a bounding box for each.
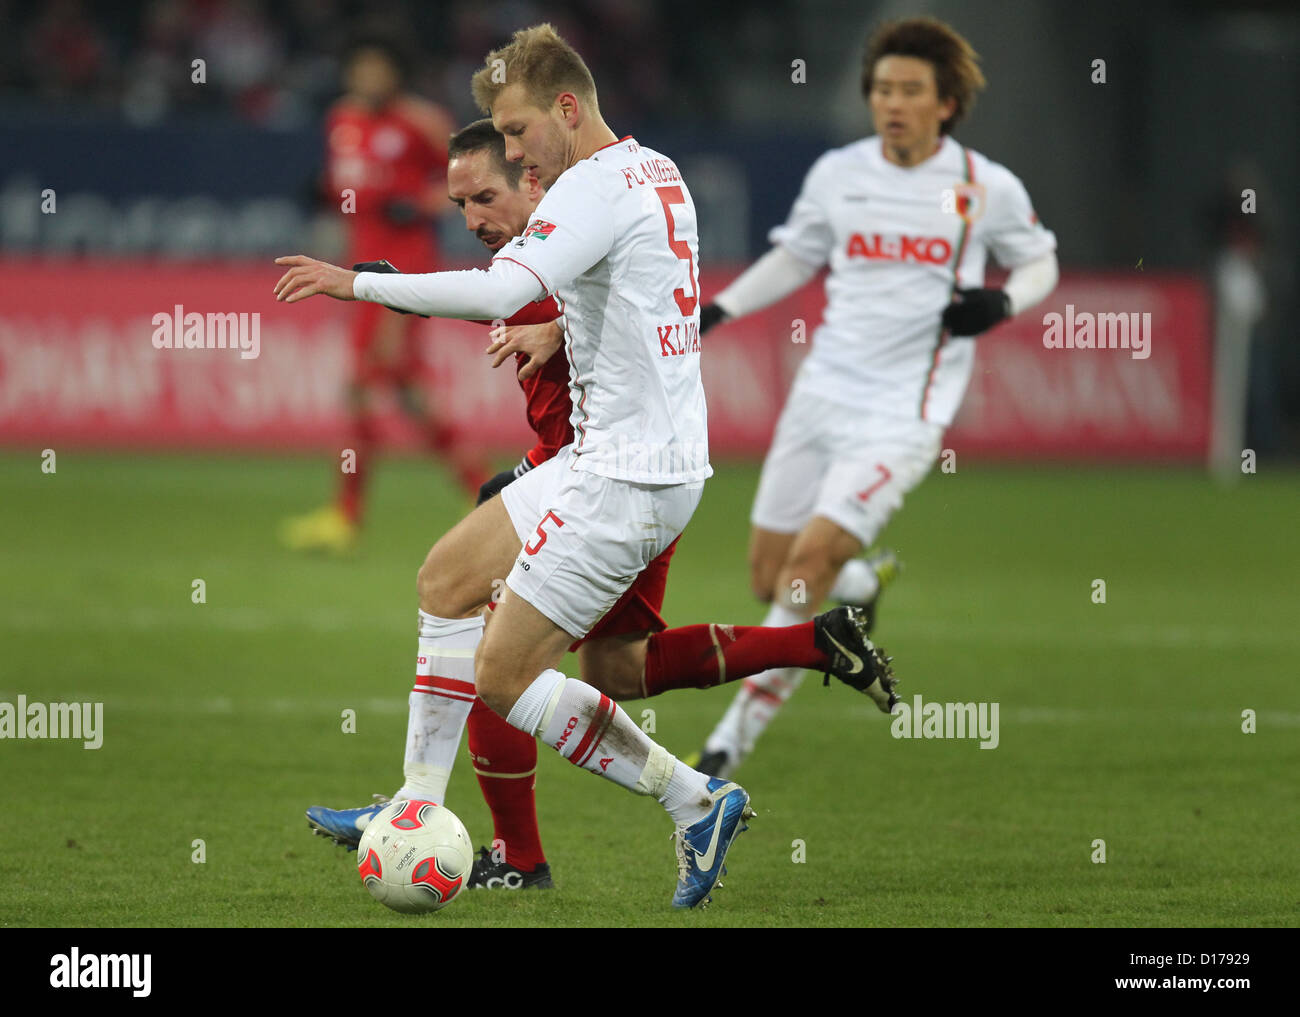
[471,23,598,115]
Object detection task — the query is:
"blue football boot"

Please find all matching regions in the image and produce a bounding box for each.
[671,778,755,909]
[305,794,391,849]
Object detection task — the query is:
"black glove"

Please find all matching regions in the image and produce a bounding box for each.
[475,455,534,506]
[381,198,422,227]
[940,288,1011,336]
[351,258,402,274]
[699,303,728,334]
[475,468,517,506]
[350,259,429,318]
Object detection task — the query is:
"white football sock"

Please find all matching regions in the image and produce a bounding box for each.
[393,610,481,804]
[509,670,714,827]
[505,667,566,734]
[829,558,880,605]
[704,601,808,764]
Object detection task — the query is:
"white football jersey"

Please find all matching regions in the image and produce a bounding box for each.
[494,137,711,484]
[772,135,1057,424]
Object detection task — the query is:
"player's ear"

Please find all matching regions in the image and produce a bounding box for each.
[556,91,580,127]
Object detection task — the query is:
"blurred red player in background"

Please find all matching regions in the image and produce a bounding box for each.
[281,37,487,553]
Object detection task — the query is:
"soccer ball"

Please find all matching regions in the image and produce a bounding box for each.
[356,800,473,914]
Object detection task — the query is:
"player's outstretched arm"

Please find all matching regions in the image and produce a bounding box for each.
[348,259,430,316]
[273,255,358,303]
[274,252,547,321]
[353,258,547,321]
[700,244,821,334]
[486,320,564,381]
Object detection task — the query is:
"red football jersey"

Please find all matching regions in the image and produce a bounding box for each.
[498,299,573,467]
[325,97,448,268]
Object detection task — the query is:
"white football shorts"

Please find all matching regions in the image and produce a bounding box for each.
[750,385,944,546]
[500,444,703,638]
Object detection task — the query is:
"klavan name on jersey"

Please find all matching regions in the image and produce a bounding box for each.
[656,320,701,357]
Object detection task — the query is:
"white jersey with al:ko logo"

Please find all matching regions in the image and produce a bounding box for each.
[772,134,1057,425]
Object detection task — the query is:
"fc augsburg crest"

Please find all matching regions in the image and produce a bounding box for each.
[952,182,987,224]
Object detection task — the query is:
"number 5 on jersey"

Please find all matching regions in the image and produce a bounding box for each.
[655,185,699,317]
[524,510,565,555]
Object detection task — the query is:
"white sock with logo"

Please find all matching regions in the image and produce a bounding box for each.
[829,558,880,605]
[507,670,714,827]
[393,611,481,804]
[704,602,808,764]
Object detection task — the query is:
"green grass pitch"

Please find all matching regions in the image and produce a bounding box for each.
[1,451,1297,927]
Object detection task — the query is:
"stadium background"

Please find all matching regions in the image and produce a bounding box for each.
[2,0,1296,458]
[1,0,1298,932]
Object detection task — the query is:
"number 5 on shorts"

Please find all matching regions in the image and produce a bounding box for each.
[524,510,565,555]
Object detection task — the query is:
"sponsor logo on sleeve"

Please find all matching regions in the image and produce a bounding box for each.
[523,219,557,241]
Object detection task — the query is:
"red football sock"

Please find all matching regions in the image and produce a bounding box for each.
[425,417,457,452]
[466,696,546,871]
[337,413,376,524]
[422,417,488,496]
[642,622,829,697]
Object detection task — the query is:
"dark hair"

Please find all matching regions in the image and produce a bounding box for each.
[448,118,524,188]
[862,17,986,135]
[344,35,412,84]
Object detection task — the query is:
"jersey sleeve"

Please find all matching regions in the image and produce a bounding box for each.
[469,295,561,327]
[353,259,543,320]
[492,165,617,296]
[767,152,837,268]
[980,165,1057,269]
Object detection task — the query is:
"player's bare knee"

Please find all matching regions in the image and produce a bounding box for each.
[597,661,644,701]
[779,549,839,605]
[417,551,488,618]
[577,640,643,700]
[473,642,513,716]
[416,556,450,614]
[747,556,778,602]
[476,679,512,718]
